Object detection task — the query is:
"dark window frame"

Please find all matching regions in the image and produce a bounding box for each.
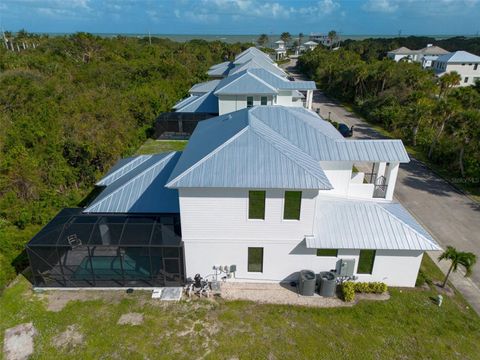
[283,191,302,220]
[357,250,376,274]
[248,247,264,272]
[260,96,268,105]
[247,96,254,107]
[248,190,266,220]
[316,249,338,257]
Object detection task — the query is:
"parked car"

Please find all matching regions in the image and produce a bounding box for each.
[338,123,354,137]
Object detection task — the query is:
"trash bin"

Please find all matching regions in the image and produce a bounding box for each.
[298,270,316,296]
[319,271,337,297]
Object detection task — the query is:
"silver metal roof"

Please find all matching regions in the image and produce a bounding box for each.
[234,47,274,64]
[207,62,233,77]
[97,155,152,186]
[167,106,332,189]
[229,58,286,78]
[85,152,180,213]
[189,79,221,94]
[175,91,219,114]
[436,50,480,63]
[173,95,199,110]
[307,198,441,251]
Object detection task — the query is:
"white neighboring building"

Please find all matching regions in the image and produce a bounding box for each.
[303,41,318,51]
[166,106,441,287]
[433,51,480,87]
[274,40,287,60]
[387,44,449,65]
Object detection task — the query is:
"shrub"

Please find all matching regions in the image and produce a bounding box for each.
[342,281,388,302]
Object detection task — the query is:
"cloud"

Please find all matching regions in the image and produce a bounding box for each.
[362,0,398,13]
[174,8,220,24]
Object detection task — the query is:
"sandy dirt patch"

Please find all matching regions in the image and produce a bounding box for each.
[37,290,132,312]
[52,325,84,350]
[3,322,36,360]
[117,312,144,326]
[221,282,349,307]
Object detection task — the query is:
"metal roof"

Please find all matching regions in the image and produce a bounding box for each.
[189,79,221,94]
[214,70,279,95]
[85,152,181,213]
[173,95,199,110]
[436,51,480,63]
[388,47,413,55]
[175,91,219,114]
[214,68,316,95]
[98,155,152,186]
[304,41,318,45]
[167,106,409,189]
[307,198,441,251]
[207,62,233,77]
[234,47,274,64]
[229,58,287,78]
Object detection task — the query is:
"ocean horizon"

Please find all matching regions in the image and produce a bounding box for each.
[8,32,479,43]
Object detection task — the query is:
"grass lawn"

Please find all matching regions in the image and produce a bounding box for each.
[135,139,188,155]
[1,255,480,359]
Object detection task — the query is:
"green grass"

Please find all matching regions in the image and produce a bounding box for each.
[1,255,479,359]
[135,139,188,155]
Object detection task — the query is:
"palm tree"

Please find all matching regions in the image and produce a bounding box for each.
[257,34,269,47]
[280,32,292,46]
[327,30,337,49]
[439,71,461,98]
[439,246,477,288]
[298,32,304,45]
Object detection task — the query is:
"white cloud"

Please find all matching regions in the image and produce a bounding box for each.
[362,0,399,13]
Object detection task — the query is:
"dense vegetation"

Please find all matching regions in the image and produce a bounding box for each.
[298,47,480,194]
[340,36,480,60]
[0,33,244,291]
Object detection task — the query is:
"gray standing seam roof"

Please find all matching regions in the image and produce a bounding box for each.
[229,58,287,78]
[175,91,219,114]
[167,106,409,189]
[189,79,221,94]
[307,198,441,251]
[85,152,181,214]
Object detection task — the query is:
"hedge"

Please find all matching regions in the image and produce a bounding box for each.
[342,281,388,302]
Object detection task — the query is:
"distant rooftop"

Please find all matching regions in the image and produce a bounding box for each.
[436,50,480,63]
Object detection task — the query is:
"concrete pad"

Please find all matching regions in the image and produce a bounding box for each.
[52,325,84,349]
[3,322,36,360]
[160,287,183,301]
[117,312,144,326]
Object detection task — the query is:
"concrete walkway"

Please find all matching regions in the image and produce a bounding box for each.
[284,59,480,315]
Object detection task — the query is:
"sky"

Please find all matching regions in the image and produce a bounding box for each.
[1,0,480,36]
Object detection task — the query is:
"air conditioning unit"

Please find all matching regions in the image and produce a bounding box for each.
[339,259,355,277]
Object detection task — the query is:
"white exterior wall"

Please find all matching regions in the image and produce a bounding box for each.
[218,95,274,115]
[320,161,352,196]
[179,188,318,241]
[275,91,294,106]
[183,238,423,287]
[435,62,480,87]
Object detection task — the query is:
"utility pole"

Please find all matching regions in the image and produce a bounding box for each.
[148,31,152,45]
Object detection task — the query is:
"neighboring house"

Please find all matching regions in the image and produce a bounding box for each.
[387,44,449,64]
[309,33,332,47]
[303,41,318,51]
[433,51,480,87]
[174,47,316,116]
[27,106,440,289]
[274,40,287,60]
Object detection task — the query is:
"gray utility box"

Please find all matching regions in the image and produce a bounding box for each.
[298,270,316,296]
[338,259,355,277]
[319,271,337,297]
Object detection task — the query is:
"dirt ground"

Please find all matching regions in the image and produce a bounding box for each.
[52,325,84,349]
[3,322,36,360]
[117,313,144,326]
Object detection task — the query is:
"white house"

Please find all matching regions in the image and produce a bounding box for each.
[28,106,440,289]
[165,106,441,288]
[274,40,287,60]
[387,44,449,64]
[303,41,318,51]
[174,47,316,115]
[433,51,480,87]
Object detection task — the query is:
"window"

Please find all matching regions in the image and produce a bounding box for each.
[283,191,302,220]
[464,77,469,83]
[357,250,376,274]
[248,247,263,272]
[248,191,265,219]
[260,96,268,105]
[316,249,338,257]
[247,96,254,107]
[474,64,478,70]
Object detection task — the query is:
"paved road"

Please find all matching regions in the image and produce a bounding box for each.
[284,60,480,314]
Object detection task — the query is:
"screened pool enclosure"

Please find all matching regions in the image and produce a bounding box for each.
[26,208,185,287]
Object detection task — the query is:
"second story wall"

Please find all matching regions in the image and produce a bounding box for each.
[179,188,318,241]
[218,95,274,115]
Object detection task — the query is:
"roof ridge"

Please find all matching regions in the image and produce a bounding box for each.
[213,72,245,94]
[376,203,441,250]
[247,70,280,92]
[166,126,250,187]
[177,91,211,110]
[86,152,176,212]
[98,155,152,185]
[249,114,332,188]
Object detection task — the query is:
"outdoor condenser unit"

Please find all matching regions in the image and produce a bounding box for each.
[339,259,355,277]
